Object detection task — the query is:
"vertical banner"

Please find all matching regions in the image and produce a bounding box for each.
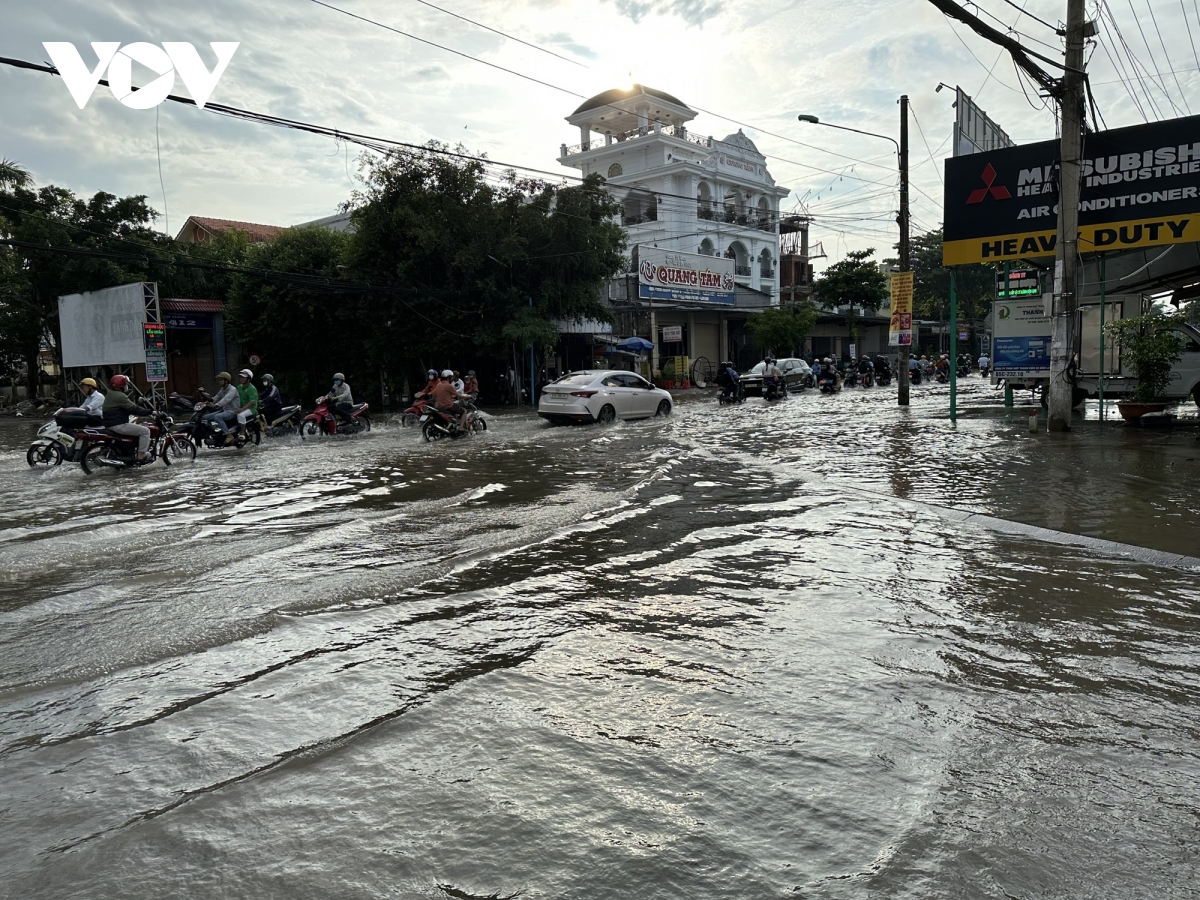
[889,272,914,346]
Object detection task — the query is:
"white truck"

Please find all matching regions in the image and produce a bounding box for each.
[991,297,1200,407]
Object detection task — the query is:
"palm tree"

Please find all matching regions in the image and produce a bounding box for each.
[0,158,32,189]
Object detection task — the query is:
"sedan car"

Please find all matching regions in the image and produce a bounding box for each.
[538,370,674,424]
[739,357,813,394]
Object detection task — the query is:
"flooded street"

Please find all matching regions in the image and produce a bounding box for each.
[1,379,1198,899]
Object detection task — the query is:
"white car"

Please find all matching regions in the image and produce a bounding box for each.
[538,370,674,424]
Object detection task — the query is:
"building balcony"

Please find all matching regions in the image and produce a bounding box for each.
[734,265,752,277]
[695,206,778,232]
[560,123,712,158]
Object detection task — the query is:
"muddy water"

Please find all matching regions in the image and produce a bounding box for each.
[0,380,1197,899]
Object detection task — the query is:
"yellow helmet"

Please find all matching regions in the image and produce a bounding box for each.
[80,378,98,389]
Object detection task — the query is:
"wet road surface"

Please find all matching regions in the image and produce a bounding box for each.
[1,379,1198,899]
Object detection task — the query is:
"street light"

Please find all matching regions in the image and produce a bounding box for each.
[797,103,912,405]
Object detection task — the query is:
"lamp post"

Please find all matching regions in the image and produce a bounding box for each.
[798,100,911,406]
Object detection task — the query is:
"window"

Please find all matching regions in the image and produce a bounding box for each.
[607,163,623,178]
[601,375,623,387]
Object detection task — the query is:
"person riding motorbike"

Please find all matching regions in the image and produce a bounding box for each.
[259,373,283,422]
[205,372,241,442]
[324,373,355,424]
[431,369,471,431]
[818,357,839,389]
[101,374,153,462]
[416,369,440,400]
[715,360,741,400]
[79,377,104,417]
[452,371,465,394]
[234,368,258,441]
[763,357,784,395]
[462,370,479,399]
[857,356,874,380]
[874,354,891,380]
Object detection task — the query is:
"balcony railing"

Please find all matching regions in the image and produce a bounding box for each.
[695,206,779,232]
[761,269,775,279]
[734,265,752,277]
[622,209,658,226]
[561,123,713,157]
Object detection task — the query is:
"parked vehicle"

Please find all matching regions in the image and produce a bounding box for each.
[77,413,196,474]
[176,403,262,449]
[537,370,673,424]
[301,397,372,437]
[740,358,811,395]
[259,404,304,437]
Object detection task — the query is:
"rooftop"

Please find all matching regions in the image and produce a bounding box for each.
[175,216,286,244]
[572,84,693,116]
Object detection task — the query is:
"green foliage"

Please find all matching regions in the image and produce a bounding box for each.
[1105,310,1187,402]
[813,248,887,340]
[892,227,996,322]
[745,304,819,357]
[501,306,560,349]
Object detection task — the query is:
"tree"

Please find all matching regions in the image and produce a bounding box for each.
[813,248,887,342]
[746,304,818,358]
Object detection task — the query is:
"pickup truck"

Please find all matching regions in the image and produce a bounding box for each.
[991,297,1200,406]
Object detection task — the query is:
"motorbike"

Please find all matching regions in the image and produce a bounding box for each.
[876,368,892,386]
[421,405,485,441]
[980,365,990,378]
[399,397,431,427]
[935,368,950,384]
[168,388,212,415]
[176,403,263,449]
[910,366,923,385]
[843,368,858,388]
[957,362,971,377]
[27,407,99,466]
[762,377,788,401]
[717,380,745,405]
[818,372,841,393]
[301,396,371,437]
[259,404,304,436]
[857,368,875,387]
[76,412,196,474]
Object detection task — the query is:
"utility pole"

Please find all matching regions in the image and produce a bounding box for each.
[1047,0,1086,430]
[898,95,911,406]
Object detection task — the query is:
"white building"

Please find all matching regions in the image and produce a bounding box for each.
[559,85,790,300]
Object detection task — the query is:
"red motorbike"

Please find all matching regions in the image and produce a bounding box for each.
[399,397,430,427]
[74,412,197,474]
[300,397,371,438]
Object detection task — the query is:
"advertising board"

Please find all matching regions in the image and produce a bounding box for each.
[57,282,150,368]
[888,271,913,346]
[992,299,1051,379]
[944,113,1200,264]
[638,246,735,305]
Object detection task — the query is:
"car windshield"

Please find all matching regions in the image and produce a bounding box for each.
[747,362,766,375]
[552,373,598,385]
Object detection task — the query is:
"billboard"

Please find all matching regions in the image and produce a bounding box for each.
[889,271,913,346]
[944,113,1200,264]
[57,282,152,368]
[953,87,1014,157]
[992,299,1052,379]
[638,247,735,305]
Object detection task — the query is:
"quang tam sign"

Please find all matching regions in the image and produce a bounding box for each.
[944,114,1200,265]
[638,247,735,305]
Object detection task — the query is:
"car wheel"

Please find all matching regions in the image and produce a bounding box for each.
[656,400,671,417]
[596,404,616,425]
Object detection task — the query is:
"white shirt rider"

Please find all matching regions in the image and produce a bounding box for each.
[79,390,104,416]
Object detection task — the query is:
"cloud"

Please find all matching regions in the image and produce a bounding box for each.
[536,31,598,60]
[610,0,724,26]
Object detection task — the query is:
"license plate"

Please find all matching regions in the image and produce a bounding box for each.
[419,415,428,422]
[73,440,83,450]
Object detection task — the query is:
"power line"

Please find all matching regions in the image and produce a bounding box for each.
[1182,0,1200,73]
[407,0,588,67]
[1144,0,1192,113]
[1122,0,1185,115]
[908,105,944,187]
[994,0,1063,32]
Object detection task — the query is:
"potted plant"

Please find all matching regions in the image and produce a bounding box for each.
[1105,310,1186,422]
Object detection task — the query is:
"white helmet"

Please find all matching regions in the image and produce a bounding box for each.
[238,368,253,379]
[441,369,453,378]
[333,372,345,381]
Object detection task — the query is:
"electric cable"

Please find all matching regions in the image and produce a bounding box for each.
[1143,0,1192,114]
[406,0,588,67]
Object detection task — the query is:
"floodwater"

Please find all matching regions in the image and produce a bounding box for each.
[0,379,1198,899]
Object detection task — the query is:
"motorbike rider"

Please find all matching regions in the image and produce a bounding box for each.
[79,377,104,417]
[936,354,951,380]
[324,373,355,424]
[763,357,784,394]
[874,354,891,381]
[101,374,153,462]
[819,357,839,388]
[432,368,471,431]
[234,368,259,441]
[714,360,740,400]
[857,355,874,380]
[452,371,465,394]
[978,353,990,376]
[259,373,283,422]
[205,371,241,443]
[463,370,479,399]
[415,369,440,401]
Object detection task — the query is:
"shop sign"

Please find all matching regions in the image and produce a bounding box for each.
[889,272,914,346]
[944,113,1200,264]
[992,299,1051,378]
[662,325,683,342]
[165,313,213,329]
[638,246,735,305]
[145,348,168,382]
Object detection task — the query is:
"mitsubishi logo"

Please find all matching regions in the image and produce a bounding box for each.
[967,163,1012,204]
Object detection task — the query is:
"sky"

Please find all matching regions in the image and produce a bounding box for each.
[3,0,1199,274]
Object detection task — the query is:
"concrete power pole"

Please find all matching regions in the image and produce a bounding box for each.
[898,95,911,406]
[1047,0,1087,430]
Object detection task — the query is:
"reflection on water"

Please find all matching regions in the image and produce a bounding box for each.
[0,382,1197,899]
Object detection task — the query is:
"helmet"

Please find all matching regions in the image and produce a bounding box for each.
[823,357,832,365]
[238,368,253,379]
[467,370,475,376]
[441,369,453,378]
[333,372,345,382]
[110,374,129,389]
[262,374,274,384]
[216,371,232,381]
[428,369,438,378]
[80,377,98,389]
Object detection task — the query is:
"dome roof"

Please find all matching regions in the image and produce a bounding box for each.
[572,84,692,116]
